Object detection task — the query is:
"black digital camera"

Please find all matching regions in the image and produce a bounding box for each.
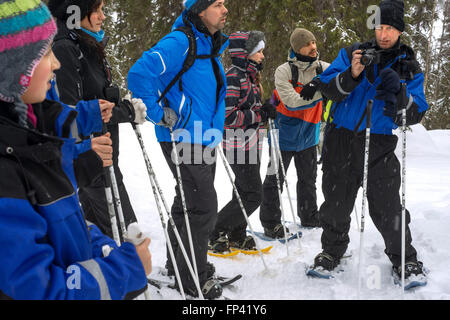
[360,48,382,66]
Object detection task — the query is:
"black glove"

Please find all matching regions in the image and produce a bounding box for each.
[260,99,277,120]
[375,68,401,118]
[299,78,321,101]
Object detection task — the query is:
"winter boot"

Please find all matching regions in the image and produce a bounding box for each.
[306,252,341,279]
[392,261,427,289]
[264,224,290,239]
[313,252,340,271]
[229,235,257,250]
[208,232,229,253]
[182,277,223,300]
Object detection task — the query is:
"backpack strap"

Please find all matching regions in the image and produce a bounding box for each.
[316,61,324,75]
[156,26,197,104]
[289,62,299,89]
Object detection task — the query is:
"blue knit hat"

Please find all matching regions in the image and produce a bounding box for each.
[184,0,216,14]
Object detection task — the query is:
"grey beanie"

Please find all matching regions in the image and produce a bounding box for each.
[246,31,266,56]
[290,28,316,53]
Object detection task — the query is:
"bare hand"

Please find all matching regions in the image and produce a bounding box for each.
[135,238,152,276]
[351,50,365,79]
[98,99,115,123]
[91,132,113,167]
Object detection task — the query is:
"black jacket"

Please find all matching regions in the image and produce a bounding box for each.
[52,21,134,180]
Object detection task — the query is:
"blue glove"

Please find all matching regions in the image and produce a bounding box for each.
[375,68,401,118]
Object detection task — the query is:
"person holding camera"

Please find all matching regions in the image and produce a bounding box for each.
[48,0,147,239]
[309,0,429,283]
[259,28,329,239]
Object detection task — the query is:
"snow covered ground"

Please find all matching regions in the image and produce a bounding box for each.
[119,123,450,300]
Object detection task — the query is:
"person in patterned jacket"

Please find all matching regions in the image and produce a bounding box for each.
[209,31,277,252]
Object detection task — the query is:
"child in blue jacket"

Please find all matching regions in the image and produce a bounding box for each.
[0,0,150,300]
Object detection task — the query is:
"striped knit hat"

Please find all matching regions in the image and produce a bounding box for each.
[0,0,57,125]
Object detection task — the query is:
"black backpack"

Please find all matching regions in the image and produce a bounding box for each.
[155,20,219,106]
[288,61,323,89]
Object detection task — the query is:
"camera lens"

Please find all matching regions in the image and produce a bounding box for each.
[361,55,373,66]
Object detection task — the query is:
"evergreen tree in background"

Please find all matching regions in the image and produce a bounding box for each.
[45,0,448,129]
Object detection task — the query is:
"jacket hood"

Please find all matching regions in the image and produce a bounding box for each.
[228,31,251,68]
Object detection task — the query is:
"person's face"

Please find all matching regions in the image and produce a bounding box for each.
[375,24,402,49]
[198,0,228,35]
[80,1,106,33]
[248,49,264,64]
[21,46,61,104]
[298,40,318,58]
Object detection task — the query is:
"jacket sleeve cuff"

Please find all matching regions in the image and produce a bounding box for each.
[336,67,363,95]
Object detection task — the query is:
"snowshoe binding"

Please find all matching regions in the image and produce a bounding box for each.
[208,233,239,257]
[392,261,428,290]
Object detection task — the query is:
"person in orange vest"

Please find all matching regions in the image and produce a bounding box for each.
[260,28,330,238]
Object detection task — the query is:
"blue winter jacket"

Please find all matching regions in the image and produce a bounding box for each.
[46,80,104,189]
[46,79,103,139]
[319,41,429,135]
[127,12,229,147]
[0,101,147,300]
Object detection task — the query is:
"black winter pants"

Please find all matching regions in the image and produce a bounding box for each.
[160,142,218,291]
[260,145,319,228]
[79,166,137,240]
[319,125,417,267]
[211,152,262,241]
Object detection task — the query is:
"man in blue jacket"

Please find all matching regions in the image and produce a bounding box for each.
[127,0,229,299]
[309,0,428,286]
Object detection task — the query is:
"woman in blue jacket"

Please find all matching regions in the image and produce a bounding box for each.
[0,1,150,300]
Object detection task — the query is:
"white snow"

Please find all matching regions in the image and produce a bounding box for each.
[119,123,450,300]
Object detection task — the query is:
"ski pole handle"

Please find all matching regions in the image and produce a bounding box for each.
[124,222,146,246]
[366,99,373,129]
